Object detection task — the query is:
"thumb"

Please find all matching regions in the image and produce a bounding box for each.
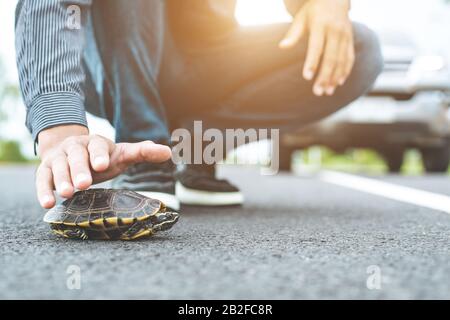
[279,9,307,49]
[117,141,172,165]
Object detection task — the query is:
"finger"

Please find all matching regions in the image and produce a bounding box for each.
[279,10,307,49]
[117,141,172,165]
[88,135,112,172]
[65,143,92,190]
[51,154,74,198]
[303,26,325,82]
[331,37,350,88]
[314,30,341,96]
[36,165,56,209]
[340,36,355,86]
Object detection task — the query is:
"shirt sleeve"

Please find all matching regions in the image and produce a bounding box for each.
[15,0,92,142]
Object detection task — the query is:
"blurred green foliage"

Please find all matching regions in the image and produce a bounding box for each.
[0,60,27,163]
[293,147,443,175]
[0,140,27,162]
[0,63,20,121]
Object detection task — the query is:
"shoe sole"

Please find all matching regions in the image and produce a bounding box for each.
[176,182,244,206]
[134,191,180,211]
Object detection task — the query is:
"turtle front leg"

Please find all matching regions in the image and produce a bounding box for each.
[121,221,153,240]
[51,225,88,240]
[65,228,88,240]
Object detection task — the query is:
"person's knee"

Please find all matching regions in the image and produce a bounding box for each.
[349,23,383,95]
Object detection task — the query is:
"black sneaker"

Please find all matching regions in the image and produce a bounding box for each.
[175,164,244,206]
[112,161,180,211]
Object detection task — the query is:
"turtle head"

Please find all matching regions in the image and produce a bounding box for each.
[149,211,179,232]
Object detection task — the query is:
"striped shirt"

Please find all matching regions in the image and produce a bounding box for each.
[15,0,91,142]
[15,0,305,142]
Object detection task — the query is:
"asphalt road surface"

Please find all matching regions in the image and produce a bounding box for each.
[0,165,449,299]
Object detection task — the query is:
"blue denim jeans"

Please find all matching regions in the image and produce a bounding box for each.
[83,0,383,145]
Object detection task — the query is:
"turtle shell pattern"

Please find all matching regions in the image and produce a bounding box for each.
[43,189,178,240]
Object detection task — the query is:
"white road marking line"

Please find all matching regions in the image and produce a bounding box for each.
[319,170,450,214]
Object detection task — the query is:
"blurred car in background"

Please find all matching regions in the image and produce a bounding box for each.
[280,31,450,173]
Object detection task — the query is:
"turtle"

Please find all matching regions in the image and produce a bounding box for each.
[43,188,179,240]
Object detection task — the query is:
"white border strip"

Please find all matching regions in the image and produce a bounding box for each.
[319,171,450,214]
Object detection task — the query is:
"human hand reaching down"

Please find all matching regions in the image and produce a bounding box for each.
[36,125,172,208]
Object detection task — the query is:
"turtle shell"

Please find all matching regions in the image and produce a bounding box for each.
[44,188,163,227]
